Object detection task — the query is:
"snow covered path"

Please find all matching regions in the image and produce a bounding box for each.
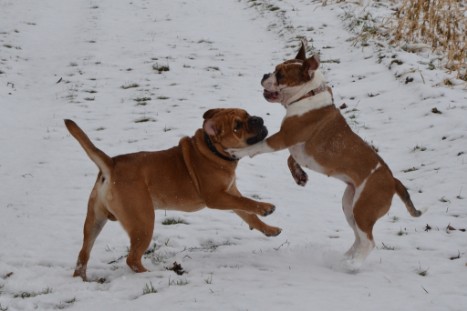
[1,0,466,310]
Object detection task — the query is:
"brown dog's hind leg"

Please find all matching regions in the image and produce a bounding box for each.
[126,228,152,273]
[234,211,282,237]
[113,188,155,274]
[73,190,108,281]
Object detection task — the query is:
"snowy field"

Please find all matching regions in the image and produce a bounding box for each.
[1,0,466,310]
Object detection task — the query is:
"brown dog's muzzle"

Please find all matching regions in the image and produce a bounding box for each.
[246,116,268,145]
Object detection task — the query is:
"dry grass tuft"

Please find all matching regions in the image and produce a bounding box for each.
[392,0,466,79]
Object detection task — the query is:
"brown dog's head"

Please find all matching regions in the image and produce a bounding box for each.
[261,39,321,105]
[203,108,268,152]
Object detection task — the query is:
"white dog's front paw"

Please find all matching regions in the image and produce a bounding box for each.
[227,147,254,159]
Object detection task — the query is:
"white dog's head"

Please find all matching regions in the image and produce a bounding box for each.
[261,40,323,106]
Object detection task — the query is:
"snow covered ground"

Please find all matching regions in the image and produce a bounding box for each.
[1,0,466,310]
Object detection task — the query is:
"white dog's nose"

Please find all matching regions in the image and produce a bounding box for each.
[261,73,271,84]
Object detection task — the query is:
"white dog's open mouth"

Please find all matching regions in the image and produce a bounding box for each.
[263,89,280,101]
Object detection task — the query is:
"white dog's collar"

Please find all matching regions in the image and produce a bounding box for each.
[289,82,328,105]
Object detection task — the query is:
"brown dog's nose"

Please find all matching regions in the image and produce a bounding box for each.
[248,116,264,128]
[261,73,270,84]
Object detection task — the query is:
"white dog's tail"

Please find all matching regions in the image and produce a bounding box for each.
[64,119,113,177]
[394,178,422,217]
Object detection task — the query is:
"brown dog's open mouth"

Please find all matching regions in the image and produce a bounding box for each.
[247,126,268,145]
[263,89,280,101]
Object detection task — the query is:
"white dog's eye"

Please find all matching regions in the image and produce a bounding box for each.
[275,71,283,82]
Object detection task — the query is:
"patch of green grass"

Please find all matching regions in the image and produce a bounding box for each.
[402,166,418,173]
[134,97,151,102]
[162,217,188,225]
[153,63,170,73]
[439,196,450,203]
[134,117,155,123]
[168,277,189,286]
[163,125,173,132]
[412,145,427,152]
[143,282,157,295]
[267,4,280,11]
[14,287,52,299]
[251,194,262,200]
[417,267,429,277]
[397,228,408,236]
[134,97,151,106]
[449,251,461,261]
[197,39,213,44]
[205,66,220,71]
[204,274,213,284]
[144,243,159,256]
[380,242,396,251]
[57,298,77,309]
[323,58,341,64]
[121,83,139,89]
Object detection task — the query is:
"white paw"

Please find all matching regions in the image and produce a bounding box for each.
[340,255,363,273]
[227,147,255,159]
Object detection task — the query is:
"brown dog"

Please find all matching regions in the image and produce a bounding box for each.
[228,40,421,270]
[65,108,281,281]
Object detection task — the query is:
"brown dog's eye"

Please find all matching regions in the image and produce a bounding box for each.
[234,121,243,132]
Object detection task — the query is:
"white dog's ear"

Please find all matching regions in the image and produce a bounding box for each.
[203,119,218,136]
[302,54,320,76]
[295,38,307,61]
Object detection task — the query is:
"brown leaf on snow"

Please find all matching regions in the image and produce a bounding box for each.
[166,262,186,275]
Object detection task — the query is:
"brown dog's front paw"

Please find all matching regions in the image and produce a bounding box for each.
[259,203,275,216]
[262,226,282,237]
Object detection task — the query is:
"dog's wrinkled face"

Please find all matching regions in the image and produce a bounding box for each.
[261,42,320,104]
[203,108,268,149]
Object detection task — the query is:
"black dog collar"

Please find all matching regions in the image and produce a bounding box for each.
[204,133,238,162]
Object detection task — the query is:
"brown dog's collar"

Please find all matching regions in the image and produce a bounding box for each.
[204,133,238,162]
[290,83,330,105]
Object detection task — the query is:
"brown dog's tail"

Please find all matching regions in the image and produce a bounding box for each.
[394,178,422,217]
[64,119,113,176]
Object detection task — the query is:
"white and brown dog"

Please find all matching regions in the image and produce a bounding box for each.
[65,108,281,281]
[229,40,421,270]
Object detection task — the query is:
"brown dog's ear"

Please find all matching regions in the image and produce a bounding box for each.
[203,109,222,120]
[302,54,320,76]
[295,39,307,61]
[203,119,218,136]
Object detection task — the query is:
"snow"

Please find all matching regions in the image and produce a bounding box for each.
[1,0,466,310]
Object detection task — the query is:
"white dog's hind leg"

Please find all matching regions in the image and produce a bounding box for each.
[342,184,360,257]
[343,226,375,271]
